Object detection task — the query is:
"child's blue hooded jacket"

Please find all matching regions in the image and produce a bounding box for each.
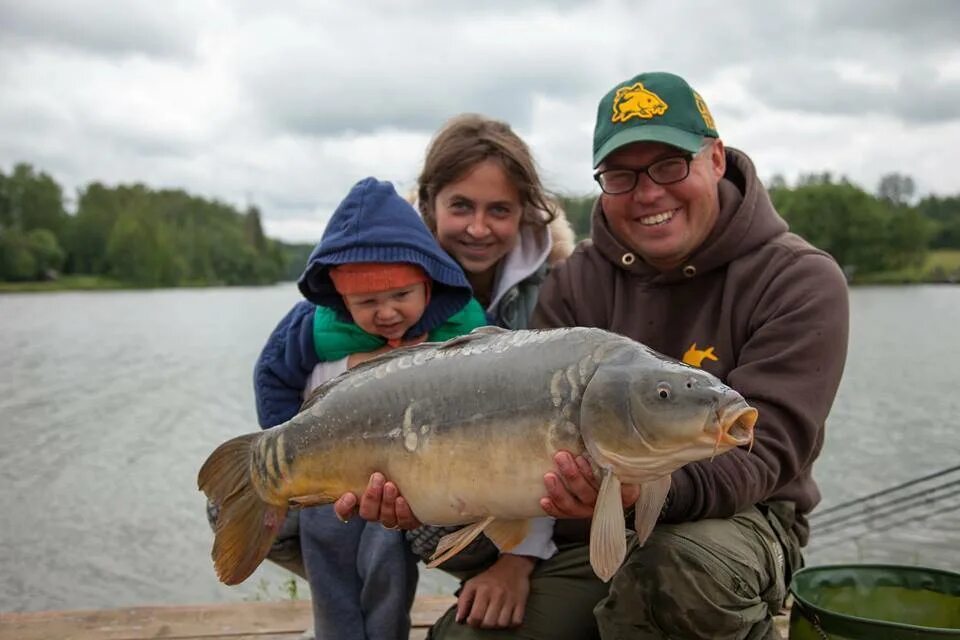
[254,177,483,428]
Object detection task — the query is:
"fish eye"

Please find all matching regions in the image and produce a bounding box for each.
[657,383,672,400]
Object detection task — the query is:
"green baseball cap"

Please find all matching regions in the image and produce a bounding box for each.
[593,71,719,167]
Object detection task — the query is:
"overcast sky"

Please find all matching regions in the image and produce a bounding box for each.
[1,0,958,243]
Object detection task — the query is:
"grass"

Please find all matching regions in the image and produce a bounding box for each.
[245,575,302,602]
[0,274,127,292]
[0,275,280,293]
[853,250,960,285]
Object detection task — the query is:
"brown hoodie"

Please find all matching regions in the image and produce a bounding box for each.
[532,148,849,544]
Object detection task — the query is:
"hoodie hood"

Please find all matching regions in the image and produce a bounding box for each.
[590,147,788,284]
[489,222,552,310]
[489,202,576,311]
[297,177,472,338]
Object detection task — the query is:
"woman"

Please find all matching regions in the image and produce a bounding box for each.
[255,114,576,640]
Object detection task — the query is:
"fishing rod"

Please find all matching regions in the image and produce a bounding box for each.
[810,463,960,520]
[806,498,960,552]
[812,485,960,538]
[811,478,960,533]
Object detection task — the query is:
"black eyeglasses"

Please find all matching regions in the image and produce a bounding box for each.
[594,153,695,195]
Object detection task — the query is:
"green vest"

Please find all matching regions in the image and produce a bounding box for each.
[312,299,488,362]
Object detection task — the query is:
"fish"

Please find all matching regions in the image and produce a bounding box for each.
[198,326,757,585]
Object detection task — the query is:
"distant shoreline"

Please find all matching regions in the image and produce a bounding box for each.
[0,275,293,293]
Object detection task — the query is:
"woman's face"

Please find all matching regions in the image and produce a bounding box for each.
[432,159,524,276]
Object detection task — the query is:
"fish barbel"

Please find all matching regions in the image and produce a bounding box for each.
[198,326,757,585]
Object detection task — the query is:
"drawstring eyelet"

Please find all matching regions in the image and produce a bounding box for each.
[683,265,697,277]
[621,253,636,266]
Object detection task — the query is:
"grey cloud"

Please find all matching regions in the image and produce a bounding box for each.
[239,43,597,136]
[749,60,960,123]
[815,0,960,45]
[0,0,199,59]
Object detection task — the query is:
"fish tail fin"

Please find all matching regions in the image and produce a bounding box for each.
[197,432,286,585]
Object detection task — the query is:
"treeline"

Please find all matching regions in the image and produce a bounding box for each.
[4,162,958,287]
[557,172,960,282]
[0,163,313,286]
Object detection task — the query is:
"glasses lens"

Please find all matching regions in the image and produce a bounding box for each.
[648,157,689,185]
[599,170,636,194]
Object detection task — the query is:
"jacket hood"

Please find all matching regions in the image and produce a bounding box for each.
[297,177,472,337]
[590,147,788,283]
[489,201,576,310]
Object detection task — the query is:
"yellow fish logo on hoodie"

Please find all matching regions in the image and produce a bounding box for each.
[682,343,718,368]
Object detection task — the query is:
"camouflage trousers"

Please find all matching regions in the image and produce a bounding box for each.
[430,504,801,640]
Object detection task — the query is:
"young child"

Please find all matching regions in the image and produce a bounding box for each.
[252,176,486,640]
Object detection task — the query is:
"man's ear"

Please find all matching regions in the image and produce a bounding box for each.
[710,139,726,179]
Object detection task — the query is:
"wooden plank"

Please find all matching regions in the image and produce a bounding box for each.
[0,597,456,640]
[0,596,787,639]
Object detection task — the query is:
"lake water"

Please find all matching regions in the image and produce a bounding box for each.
[1,284,958,613]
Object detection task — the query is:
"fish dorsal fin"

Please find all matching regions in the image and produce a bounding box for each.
[427,516,495,568]
[634,475,671,546]
[589,468,627,583]
[481,518,530,552]
[435,325,508,350]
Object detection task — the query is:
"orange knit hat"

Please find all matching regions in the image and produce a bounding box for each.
[329,262,429,296]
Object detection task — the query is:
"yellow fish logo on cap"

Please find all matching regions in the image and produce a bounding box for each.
[611,82,668,123]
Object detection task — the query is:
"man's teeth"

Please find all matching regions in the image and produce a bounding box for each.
[640,208,678,226]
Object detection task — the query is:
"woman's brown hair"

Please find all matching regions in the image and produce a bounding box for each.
[416,114,555,231]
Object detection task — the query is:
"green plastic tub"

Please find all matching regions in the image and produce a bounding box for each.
[789,564,960,639]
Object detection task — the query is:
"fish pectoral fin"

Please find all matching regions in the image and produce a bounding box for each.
[287,493,334,508]
[427,516,495,568]
[589,469,627,583]
[481,519,530,552]
[634,475,671,546]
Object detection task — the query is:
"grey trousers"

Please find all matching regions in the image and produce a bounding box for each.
[301,504,419,640]
[430,505,799,640]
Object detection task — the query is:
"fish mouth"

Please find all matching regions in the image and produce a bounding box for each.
[722,405,757,446]
[710,401,758,458]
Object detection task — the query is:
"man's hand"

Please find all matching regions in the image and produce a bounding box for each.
[540,451,641,518]
[456,554,535,629]
[333,472,423,530]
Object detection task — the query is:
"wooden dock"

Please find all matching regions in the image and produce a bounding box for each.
[0,596,454,640]
[0,596,790,639]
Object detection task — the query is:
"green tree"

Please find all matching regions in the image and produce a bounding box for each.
[1,163,68,236]
[884,207,931,270]
[877,173,916,207]
[773,182,892,274]
[0,229,36,280]
[26,228,66,276]
[916,195,960,249]
[555,194,595,240]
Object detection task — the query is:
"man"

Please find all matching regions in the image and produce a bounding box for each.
[336,71,849,639]
[531,71,849,638]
